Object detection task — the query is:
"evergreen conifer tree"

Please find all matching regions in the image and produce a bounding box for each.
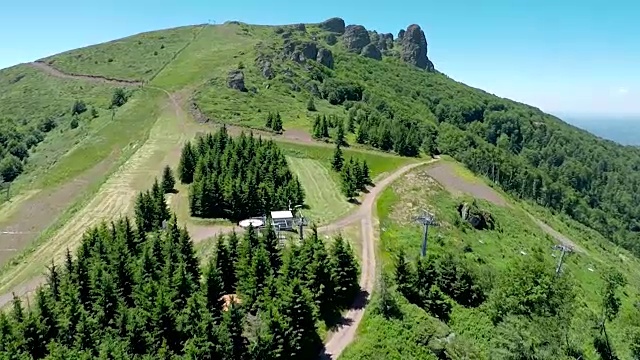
[330,234,360,308]
[273,112,283,132]
[356,123,368,144]
[223,303,248,360]
[321,115,330,138]
[265,112,274,129]
[276,279,322,358]
[306,97,316,111]
[340,161,357,199]
[332,144,344,172]
[335,120,345,146]
[312,115,322,139]
[203,258,225,320]
[162,165,175,193]
[178,141,197,184]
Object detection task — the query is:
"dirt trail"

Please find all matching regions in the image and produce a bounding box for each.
[28,62,143,86]
[320,159,436,359]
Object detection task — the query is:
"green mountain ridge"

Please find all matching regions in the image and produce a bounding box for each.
[1,17,640,359]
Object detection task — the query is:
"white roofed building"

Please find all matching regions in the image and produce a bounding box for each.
[270,210,294,230]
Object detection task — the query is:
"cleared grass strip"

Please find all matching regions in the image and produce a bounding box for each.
[287,157,353,226]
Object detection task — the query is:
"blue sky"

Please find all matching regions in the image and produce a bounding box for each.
[1,0,638,117]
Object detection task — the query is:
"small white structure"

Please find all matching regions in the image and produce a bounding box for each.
[238,218,264,228]
[271,210,294,231]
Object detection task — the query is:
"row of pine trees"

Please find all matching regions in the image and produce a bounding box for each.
[0,177,359,359]
[178,127,304,221]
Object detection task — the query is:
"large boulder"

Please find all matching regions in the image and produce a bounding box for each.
[259,60,274,79]
[227,69,247,92]
[299,42,318,61]
[457,202,495,230]
[400,24,435,71]
[291,23,306,32]
[319,17,346,34]
[361,43,382,60]
[317,48,334,68]
[343,25,371,53]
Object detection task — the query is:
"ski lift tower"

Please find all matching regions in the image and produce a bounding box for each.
[292,204,308,240]
[552,244,574,276]
[415,211,438,257]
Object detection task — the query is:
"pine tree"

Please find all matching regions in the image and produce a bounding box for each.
[273,112,283,132]
[332,144,344,172]
[223,303,248,360]
[352,158,364,190]
[306,97,316,111]
[321,115,330,138]
[203,258,225,320]
[215,235,235,294]
[361,160,371,186]
[394,248,415,300]
[340,161,357,200]
[276,279,322,358]
[335,120,345,146]
[330,234,360,308]
[346,111,355,133]
[303,225,335,320]
[162,165,175,193]
[263,219,281,271]
[312,115,322,139]
[356,123,368,144]
[178,141,197,184]
[265,112,274,129]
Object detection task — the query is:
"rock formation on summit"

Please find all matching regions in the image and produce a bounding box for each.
[397,29,406,41]
[361,44,382,60]
[342,25,371,53]
[319,17,346,34]
[400,24,434,71]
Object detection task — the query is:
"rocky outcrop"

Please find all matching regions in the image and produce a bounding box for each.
[397,29,405,41]
[283,40,318,63]
[299,42,318,61]
[258,59,274,79]
[317,48,334,68]
[227,69,247,92]
[378,33,394,50]
[343,25,371,53]
[291,23,306,32]
[457,202,495,230]
[400,24,434,71]
[325,33,338,45]
[361,44,382,60]
[319,17,346,34]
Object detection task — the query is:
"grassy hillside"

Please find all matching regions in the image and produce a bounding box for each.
[342,161,640,359]
[42,25,203,81]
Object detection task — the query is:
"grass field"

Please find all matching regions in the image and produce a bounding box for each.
[43,25,203,81]
[287,157,353,225]
[341,161,640,359]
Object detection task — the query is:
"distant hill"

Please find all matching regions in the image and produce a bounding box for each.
[561,115,640,145]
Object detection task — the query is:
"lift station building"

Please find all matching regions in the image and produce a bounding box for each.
[270,210,294,231]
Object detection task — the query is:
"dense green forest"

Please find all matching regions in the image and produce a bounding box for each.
[0,183,359,359]
[178,127,305,220]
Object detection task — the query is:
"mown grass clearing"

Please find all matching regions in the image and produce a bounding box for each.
[287,157,352,225]
[43,25,203,81]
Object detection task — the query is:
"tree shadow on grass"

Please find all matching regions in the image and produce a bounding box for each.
[347,198,361,205]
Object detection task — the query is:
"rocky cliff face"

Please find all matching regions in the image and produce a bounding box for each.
[317,48,334,68]
[342,25,371,53]
[400,24,434,71]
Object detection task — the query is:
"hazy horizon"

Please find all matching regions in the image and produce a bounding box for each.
[558,114,640,145]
